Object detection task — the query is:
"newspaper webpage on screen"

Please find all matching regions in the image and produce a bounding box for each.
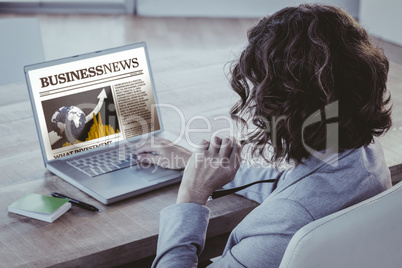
[28,46,160,161]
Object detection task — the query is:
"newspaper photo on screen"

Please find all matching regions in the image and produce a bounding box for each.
[26,45,161,161]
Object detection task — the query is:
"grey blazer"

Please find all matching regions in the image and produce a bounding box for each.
[152,139,392,268]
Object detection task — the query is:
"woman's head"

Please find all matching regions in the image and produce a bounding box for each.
[230,4,391,165]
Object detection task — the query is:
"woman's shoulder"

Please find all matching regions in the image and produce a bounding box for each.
[272,139,392,220]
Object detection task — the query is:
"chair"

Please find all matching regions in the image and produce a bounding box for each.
[279,181,402,268]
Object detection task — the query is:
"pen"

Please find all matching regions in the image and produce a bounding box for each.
[51,192,100,212]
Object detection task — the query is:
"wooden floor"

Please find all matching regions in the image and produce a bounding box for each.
[1,13,402,174]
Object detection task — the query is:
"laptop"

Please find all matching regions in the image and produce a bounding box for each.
[24,42,183,205]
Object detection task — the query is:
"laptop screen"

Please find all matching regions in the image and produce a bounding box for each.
[25,43,161,162]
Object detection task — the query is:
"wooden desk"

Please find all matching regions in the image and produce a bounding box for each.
[1,49,402,268]
[0,50,260,267]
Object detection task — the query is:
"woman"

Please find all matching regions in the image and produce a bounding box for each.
[136,4,392,267]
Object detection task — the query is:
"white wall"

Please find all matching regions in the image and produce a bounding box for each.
[0,18,44,85]
[137,0,360,18]
[359,0,402,46]
[0,0,132,14]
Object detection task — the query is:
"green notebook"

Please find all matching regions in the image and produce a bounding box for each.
[8,193,71,223]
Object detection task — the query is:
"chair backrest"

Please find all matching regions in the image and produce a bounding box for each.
[0,18,44,85]
[279,181,402,268]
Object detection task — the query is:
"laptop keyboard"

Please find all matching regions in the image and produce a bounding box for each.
[67,148,137,177]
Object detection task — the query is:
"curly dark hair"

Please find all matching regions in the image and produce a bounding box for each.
[230,4,392,165]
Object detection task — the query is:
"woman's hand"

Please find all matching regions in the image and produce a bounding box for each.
[134,137,192,170]
[177,136,242,205]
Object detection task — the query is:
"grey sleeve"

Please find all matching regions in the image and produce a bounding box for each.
[152,198,314,268]
[152,203,210,268]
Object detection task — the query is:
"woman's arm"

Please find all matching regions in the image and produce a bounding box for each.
[137,137,304,267]
[152,197,314,268]
[141,136,241,267]
[152,203,210,268]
